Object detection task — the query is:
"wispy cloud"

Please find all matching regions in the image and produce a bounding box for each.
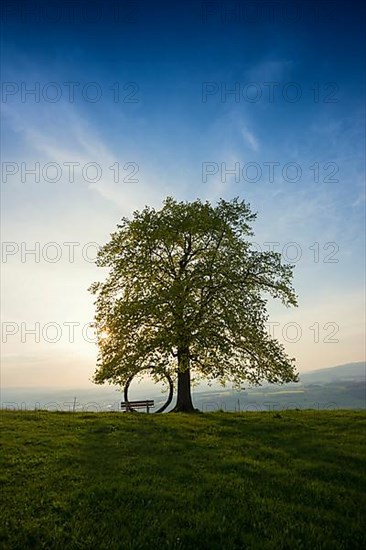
[241,127,259,152]
[2,102,168,213]
[246,59,293,82]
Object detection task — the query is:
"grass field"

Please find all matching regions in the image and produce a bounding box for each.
[1,410,365,549]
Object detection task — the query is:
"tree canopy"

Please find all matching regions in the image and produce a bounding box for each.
[90,196,298,412]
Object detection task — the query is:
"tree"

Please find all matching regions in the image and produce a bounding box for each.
[89,197,298,412]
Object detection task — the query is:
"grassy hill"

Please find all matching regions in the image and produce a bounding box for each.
[1,410,365,549]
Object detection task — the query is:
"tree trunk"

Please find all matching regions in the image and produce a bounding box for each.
[171,348,197,412]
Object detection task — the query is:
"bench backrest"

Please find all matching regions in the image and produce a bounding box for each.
[121,400,154,407]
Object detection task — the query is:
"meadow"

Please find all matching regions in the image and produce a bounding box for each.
[1,410,365,549]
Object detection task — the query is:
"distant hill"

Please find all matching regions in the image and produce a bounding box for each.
[193,361,366,411]
[300,362,365,384]
[2,361,365,412]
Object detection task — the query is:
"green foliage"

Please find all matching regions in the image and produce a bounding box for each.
[90,197,298,388]
[1,410,365,549]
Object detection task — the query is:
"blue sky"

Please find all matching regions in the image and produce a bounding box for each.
[1,0,365,388]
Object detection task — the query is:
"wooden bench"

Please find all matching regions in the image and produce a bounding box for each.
[121,400,155,413]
